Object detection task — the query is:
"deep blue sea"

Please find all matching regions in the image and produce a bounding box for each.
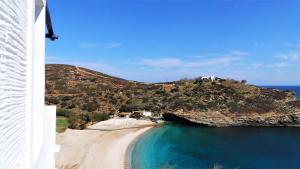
[129,86,300,169]
[262,86,300,99]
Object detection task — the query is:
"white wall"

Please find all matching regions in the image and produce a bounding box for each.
[34,106,56,169]
[0,0,32,168]
[143,111,152,117]
[31,0,46,167]
[0,0,55,169]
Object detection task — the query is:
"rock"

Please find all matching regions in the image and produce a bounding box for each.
[163,110,300,127]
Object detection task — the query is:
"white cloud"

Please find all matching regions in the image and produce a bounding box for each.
[141,56,242,68]
[107,43,122,48]
[78,42,122,49]
[185,57,242,67]
[275,52,300,62]
[140,51,247,69]
[229,50,250,56]
[79,43,101,48]
[141,58,183,67]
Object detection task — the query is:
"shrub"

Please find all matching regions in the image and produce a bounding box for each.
[67,111,110,129]
[83,101,99,112]
[241,80,247,84]
[47,96,60,104]
[287,100,300,108]
[237,97,277,113]
[89,113,109,122]
[119,104,141,112]
[56,108,72,117]
[68,112,88,129]
[155,89,166,95]
[67,103,76,109]
[61,95,72,101]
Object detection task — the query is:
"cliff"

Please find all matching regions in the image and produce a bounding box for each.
[46,64,300,127]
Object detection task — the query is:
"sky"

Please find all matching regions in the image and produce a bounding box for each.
[46,0,300,85]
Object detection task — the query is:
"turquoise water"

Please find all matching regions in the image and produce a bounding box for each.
[129,86,300,169]
[130,124,300,169]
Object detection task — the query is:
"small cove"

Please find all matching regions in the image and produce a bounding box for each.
[129,86,300,169]
[129,124,300,169]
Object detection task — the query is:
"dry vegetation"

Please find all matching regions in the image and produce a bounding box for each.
[46,64,299,128]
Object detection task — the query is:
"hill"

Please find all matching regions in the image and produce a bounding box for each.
[46,64,300,127]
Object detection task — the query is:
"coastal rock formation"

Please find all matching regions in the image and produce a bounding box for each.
[46,64,300,127]
[163,110,300,127]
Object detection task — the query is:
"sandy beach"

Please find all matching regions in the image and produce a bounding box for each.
[55,118,155,169]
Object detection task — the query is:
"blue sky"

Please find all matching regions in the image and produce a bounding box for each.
[46,0,300,85]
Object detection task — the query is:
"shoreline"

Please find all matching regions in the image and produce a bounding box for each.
[125,127,154,169]
[125,125,162,169]
[55,118,156,169]
[122,124,300,169]
[55,118,299,169]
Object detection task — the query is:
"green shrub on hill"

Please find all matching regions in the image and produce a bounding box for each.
[56,108,72,117]
[89,112,110,122]
[68,112,87,129]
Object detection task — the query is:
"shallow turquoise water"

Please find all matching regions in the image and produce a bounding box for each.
[129,124,300,169]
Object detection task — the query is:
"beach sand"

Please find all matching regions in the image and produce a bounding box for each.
[55,118,155,169]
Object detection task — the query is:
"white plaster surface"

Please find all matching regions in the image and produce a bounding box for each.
[0,0,56,168]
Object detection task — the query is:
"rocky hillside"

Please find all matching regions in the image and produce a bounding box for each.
[46,64,300,127]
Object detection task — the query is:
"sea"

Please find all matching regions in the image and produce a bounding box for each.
[129,86,300,169]
[261,86,300,99]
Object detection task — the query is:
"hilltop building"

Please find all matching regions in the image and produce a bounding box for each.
[0,1,57,169]
[201,75,216,81]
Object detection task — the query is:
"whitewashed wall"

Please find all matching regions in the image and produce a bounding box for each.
[0,0,55,169]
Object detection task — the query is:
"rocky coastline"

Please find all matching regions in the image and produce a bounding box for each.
[163,108,300,127]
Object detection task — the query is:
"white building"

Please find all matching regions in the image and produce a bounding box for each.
[142,111,152,117]
[201,75,216,81]
[0,1,56,169]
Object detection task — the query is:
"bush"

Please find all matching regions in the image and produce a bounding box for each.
[241,80,247,84]
[155,89,166,95]
[287,100,300,108]
[83,101,99,112]
[238,97,277,113]
[46,96,60,104]
[119,104,142,112]
[61,96,72,101]
[56,108,72,117]
[68,112,87,129]
[89,113,109,122]
[67,111,110,129]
